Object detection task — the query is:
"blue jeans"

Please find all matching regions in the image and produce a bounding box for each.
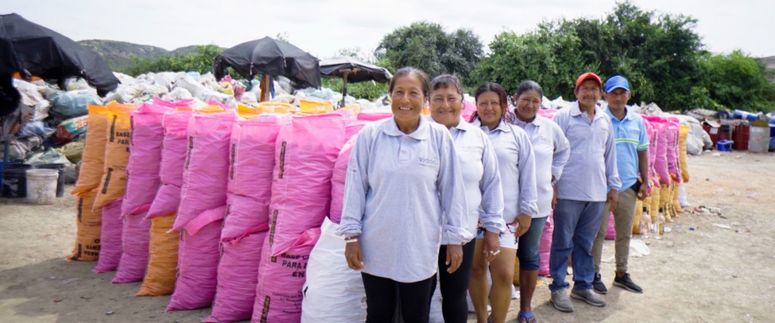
[549,199,606,292]
[517,216,547,270]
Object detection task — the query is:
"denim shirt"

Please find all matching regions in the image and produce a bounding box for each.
[337,117,472,282]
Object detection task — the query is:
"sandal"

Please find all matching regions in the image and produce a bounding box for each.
[518,311,537,323]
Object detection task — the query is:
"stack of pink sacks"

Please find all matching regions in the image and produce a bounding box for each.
[252,114,346,322]
[205,114,290,322]
[146,102,194,219]
[167,110,236,311]
[112,102,169,283]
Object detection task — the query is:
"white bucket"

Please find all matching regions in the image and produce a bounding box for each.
[26,169,59,204]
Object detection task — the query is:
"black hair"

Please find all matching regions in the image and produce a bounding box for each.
[470,82,508,122]
[430,74,463,97]
[514,80,544,100]
[389,67,430,97]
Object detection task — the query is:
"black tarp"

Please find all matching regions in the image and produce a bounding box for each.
[320,57,392,83]
[0,14,119,97]
[212,36,320,88]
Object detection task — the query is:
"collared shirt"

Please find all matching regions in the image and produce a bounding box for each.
[337,116,472,282]
[553,102,621,202]
[471,118,538,222]
[445,118,505,241]
[605,105,649,191]
[512,115,570,217]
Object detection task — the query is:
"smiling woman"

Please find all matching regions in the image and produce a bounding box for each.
[337,67,473,323]
[429,74,506,323]
[469,82,538,323]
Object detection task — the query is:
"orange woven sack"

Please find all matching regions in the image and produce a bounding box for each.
[136,214,180,296]
[93,102,134,210]
[67,189,102,261]
[72,105,110,197]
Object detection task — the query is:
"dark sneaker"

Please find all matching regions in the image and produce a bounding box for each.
[571,288,607,307]
[613,273,643,293]
[593,272,608,294]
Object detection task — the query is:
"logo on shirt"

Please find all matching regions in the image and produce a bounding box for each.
[418,157,439,167]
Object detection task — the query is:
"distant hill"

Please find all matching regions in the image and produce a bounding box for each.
[77,40,222,72]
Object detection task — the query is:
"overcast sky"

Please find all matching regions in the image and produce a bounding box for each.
[3,0,774,59]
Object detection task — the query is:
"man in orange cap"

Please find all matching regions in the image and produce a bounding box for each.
[548,72,621,312]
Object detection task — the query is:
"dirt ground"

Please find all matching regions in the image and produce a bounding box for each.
[1,151,774,323]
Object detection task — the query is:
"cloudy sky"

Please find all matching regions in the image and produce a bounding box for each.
[3,0,774,59]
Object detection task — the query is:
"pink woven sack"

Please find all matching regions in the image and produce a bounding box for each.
[605,212,616,240]
[167,206,226,311]
[111,103,168,283]
[205,229,268,322]
[172,112,235,231]
[356,112,392,121]
[93,199,123,273]
[147,109,192,218]
[268,114,345,256]
[538,212,553,277]
[330,132,361,224]
[252,227,320,323]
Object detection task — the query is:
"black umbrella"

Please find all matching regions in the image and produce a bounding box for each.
[320,57,392,107]
[212,36,320,89]
[0,13,119,96]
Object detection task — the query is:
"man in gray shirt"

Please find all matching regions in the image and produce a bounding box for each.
[549,72,621,313]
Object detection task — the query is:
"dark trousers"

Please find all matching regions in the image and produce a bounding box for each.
[437,240,475,323]
[361,272,436,323]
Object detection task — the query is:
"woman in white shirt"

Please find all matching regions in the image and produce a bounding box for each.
[338,67,472,323]
[511,80,570,323]
[469,82,538,323]
[428,74,505,323]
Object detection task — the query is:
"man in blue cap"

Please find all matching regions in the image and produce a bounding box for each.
[591,75,650,295]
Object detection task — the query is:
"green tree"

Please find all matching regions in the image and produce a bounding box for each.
[473,2,708,110]
[376,21,483,83]
[701,51,775,112]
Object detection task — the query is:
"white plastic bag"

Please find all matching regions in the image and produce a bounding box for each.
[301,218,367,323]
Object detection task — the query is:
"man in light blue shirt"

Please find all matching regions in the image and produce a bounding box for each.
[549,72,621,312]
[592,75,650,295]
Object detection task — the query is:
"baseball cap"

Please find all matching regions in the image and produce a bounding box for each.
[604,75,630,93]
[575,72,602,90]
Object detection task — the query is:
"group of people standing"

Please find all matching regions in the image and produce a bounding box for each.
[337,67,651,323]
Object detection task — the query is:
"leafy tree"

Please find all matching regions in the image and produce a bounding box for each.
[124,45,223,76]
[473,2,711,110]
[701,51,775,112]
[376,21,483,83]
